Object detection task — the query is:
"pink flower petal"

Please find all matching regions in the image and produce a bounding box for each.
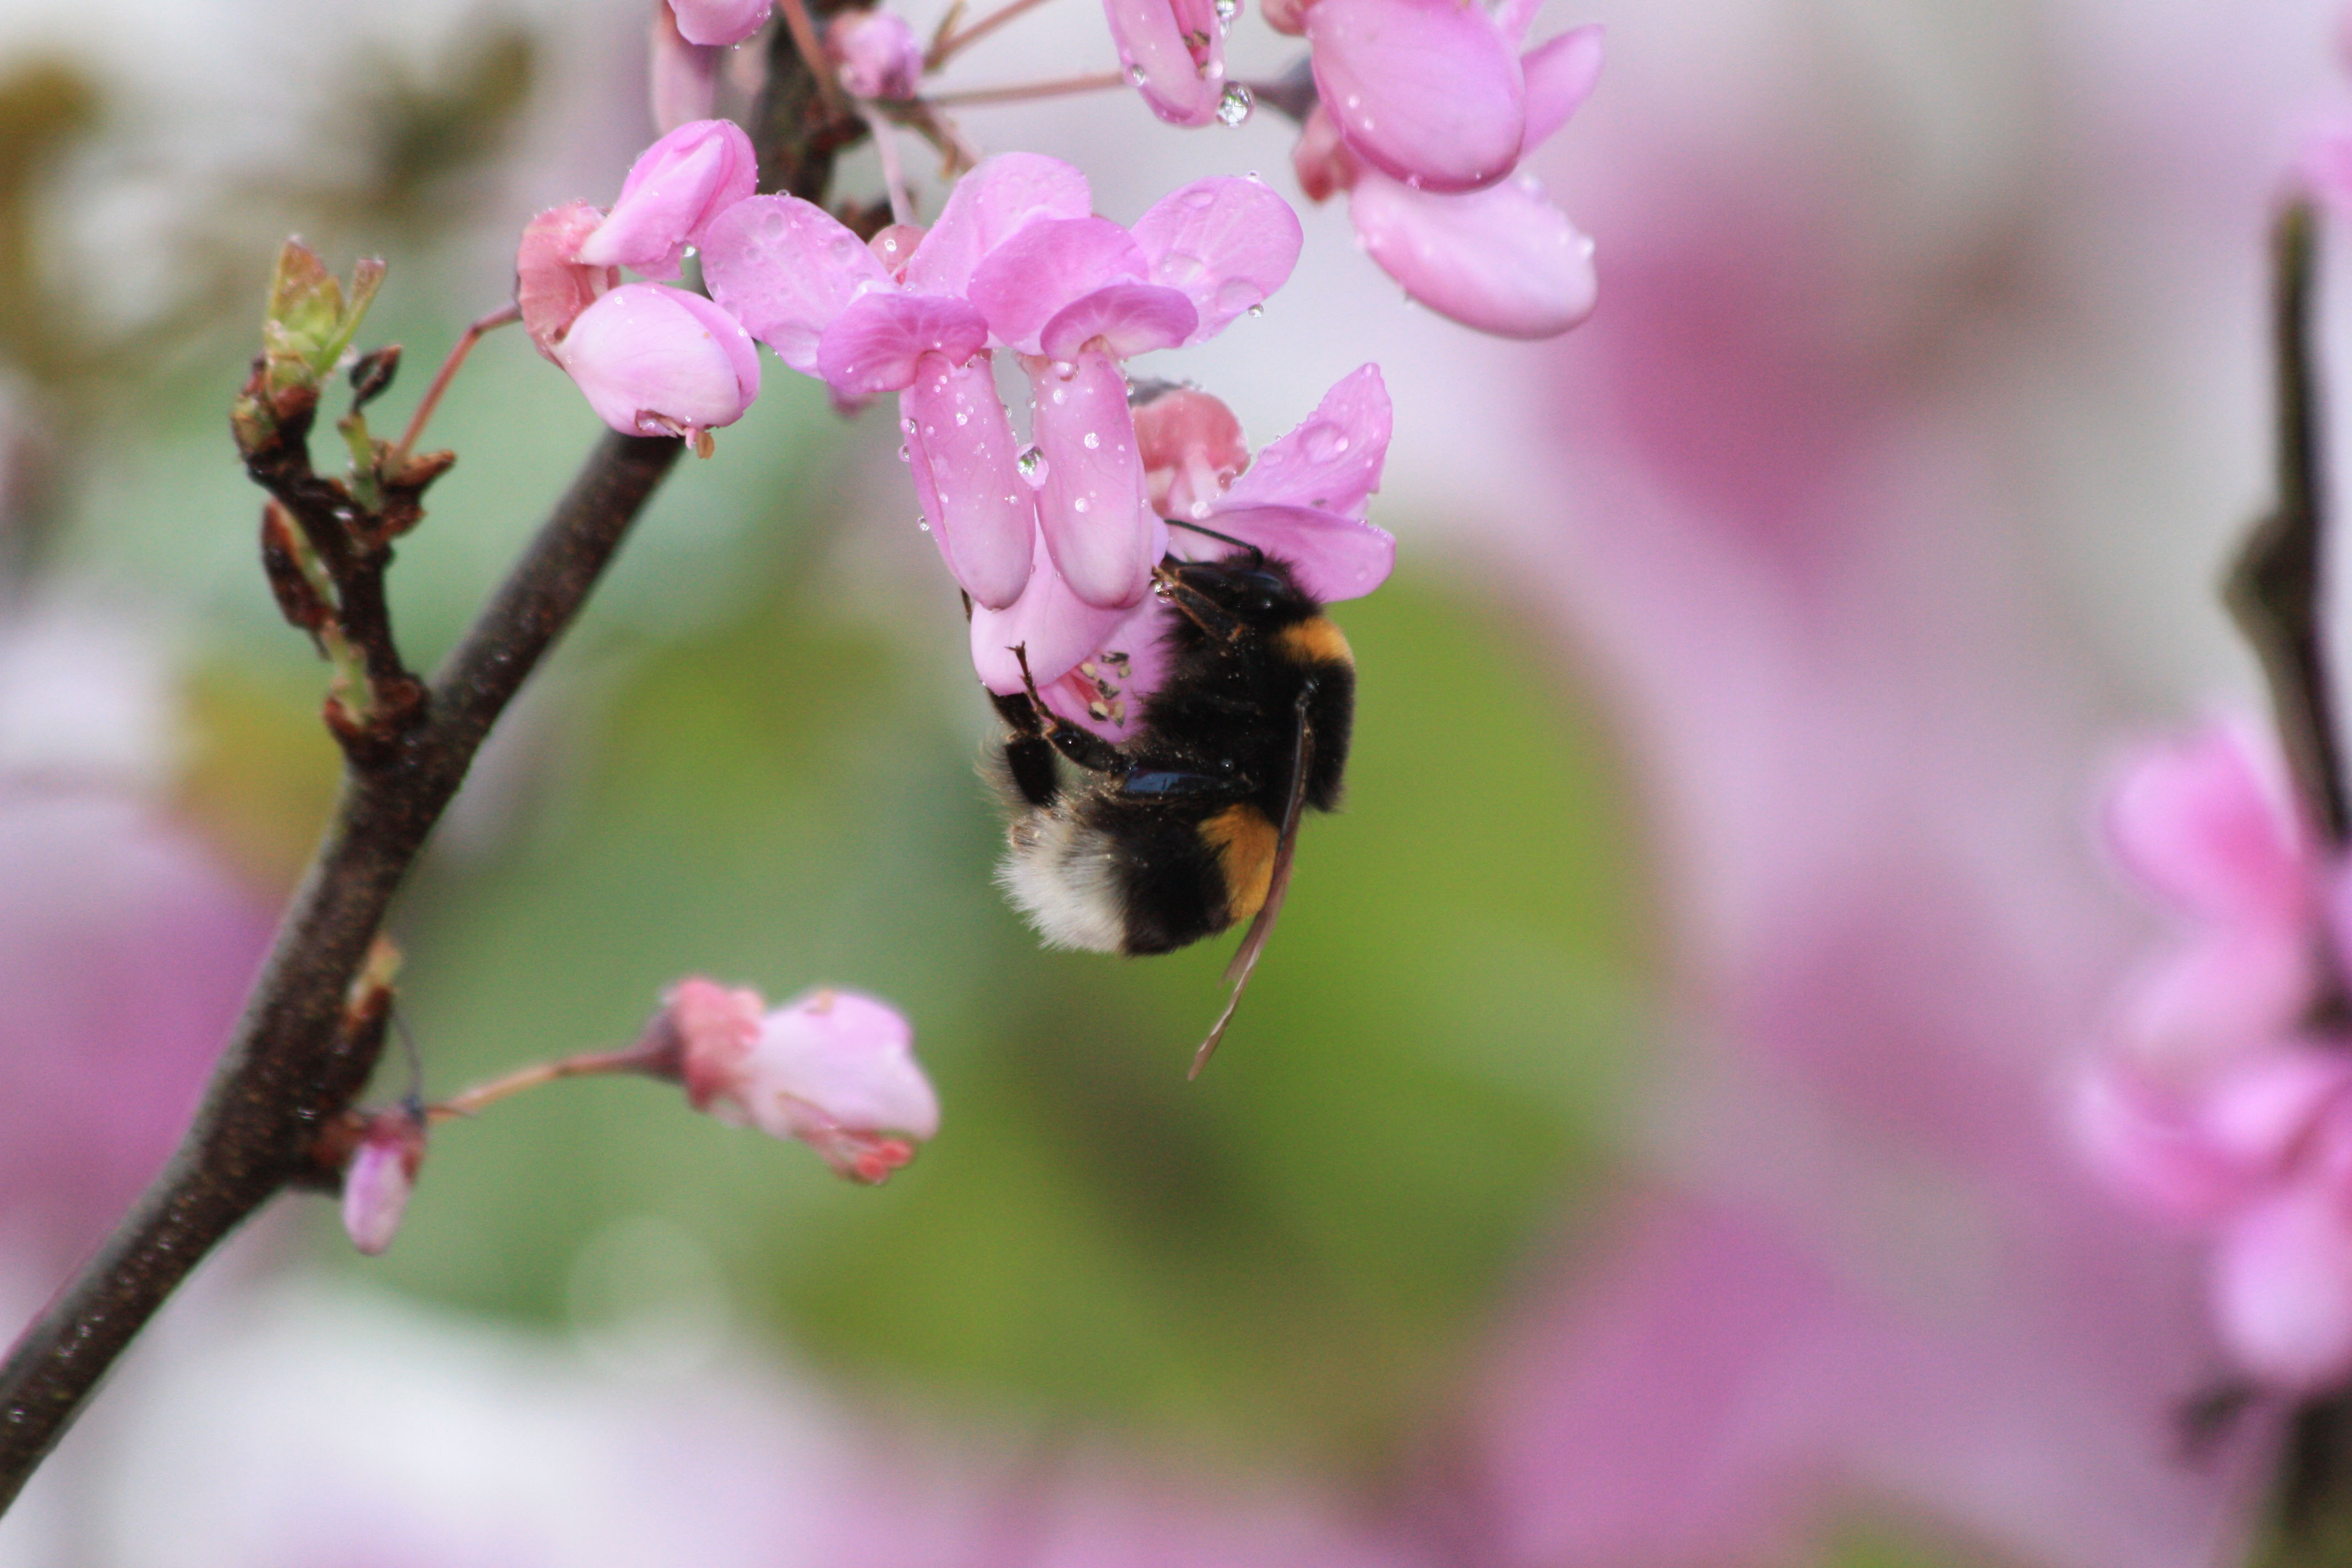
[815,290,989,395]
[1038,283,1198,360]
[2072,1059,2260,1226]
[1134,386,1250,520]
[901,351,1036,609]
[970,535,1136,693]
[1291,105,1359,204]
[669,0,772,46]
[1305,0,1526,194]
[2114,924,2317,1064]
[826,8,923,99]
[1032,596,1175,742]
[515,202,618,359]
[903,153,1094,299]
[2214,1183,2352,1393]
[1221,363,1390,520]
[1029,351,1165,609]
[1349,168,1597,338]
[1186,502,1395,602]
[753,989,939,1139]
[1130,177,1304,341]
[2103,722,2313,927]
[573,119,758,282]
[701,194,895,375]
[1517,23,1603,153]
[553,283,760,439]
[966,216,1150,355]
[649,6,722,132]
[1103,0,1227,126]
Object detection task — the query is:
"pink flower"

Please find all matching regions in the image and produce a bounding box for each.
[339,1109,426,1257]
[660,977,938,1184]
[571,119,759,283]
[1292,23,1602,337]
[826,8,923,100]
[551,282,761,449]
[702,155,1304,619]
[666,0,772,47]
[2075,719,2352,1393]
[1104,0,1233,127]
[969,367,1395,733]
[515,123,763,447]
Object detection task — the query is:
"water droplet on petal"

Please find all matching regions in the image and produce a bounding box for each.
[918,520,932,531]
[955,411,970,426]
[897,443,911,461]
[1216,83,1254,126]
[1017,445,1048,484]
[1075,497,1090,513]
[1083,431,1101,449]
[1213,0,1238,28]
[1246,303,1264,317]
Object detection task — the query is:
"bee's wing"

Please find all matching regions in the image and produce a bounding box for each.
[1188,689,1316,1079]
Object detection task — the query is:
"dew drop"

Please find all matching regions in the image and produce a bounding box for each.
[1083,431,1101,449]
[1017,445,1049,484]
[1126,62,1148,85]
[955,410,970,426]
[918,520,932,531]
[1300,421,1344,461]
[1247,303,1264,317]
[897,443,911,461]
[1075,497,1090,513]
[1216,83,1254,126]
[1213,0,1238,28]
[1051,388,1068,405]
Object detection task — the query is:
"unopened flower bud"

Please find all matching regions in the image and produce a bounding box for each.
[340,1109,427,1256]
[551,282,761,448]
[826,9,923,100]
[655,978,937,1183]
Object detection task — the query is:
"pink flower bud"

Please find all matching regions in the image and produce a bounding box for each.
[516,202,620,359]
[664,978,937,1184]
[574,119,759,282]
[2214,1183,2352,1394]
[340,1110,426,1256]
[552,282,761,448]
[826,8,923,100]
[668,0,774,47]
[1291,106,1360,205]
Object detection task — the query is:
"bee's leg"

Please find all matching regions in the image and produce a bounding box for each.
[987,683,1063,809]
[1014,643,1126,776]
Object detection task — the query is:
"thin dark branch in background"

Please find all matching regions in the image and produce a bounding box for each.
[0,30,852,1512]
[2240,200,2352,1568]
[2228,200,2350,846]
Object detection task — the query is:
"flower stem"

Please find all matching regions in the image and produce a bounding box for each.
[925,69,1125,108]
[391,302,521,469]
[925,0,1058,68]
[428,1048,653,1122]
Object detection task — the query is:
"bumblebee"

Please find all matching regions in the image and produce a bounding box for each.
[987,540,1357,1073]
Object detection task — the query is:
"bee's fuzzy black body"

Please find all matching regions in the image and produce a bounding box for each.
[989,553,1355,957]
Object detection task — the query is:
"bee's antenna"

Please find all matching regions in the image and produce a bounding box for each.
[1190,685,1315,1078]
[1164,518,1265,563]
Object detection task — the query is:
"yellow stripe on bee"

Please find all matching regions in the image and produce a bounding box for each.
[1200,803,1278,923]
[1276,616,1352,669]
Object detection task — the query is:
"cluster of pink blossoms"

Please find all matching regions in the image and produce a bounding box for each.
[1120,0,1604,337]
[519,129,1395,717]
[2077,721,2352,1394]
[638,0,1599,339]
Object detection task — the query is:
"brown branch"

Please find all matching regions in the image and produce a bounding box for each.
[0,12,863,1512]
[0,431,680,1510]
[2228,199,2349,845]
